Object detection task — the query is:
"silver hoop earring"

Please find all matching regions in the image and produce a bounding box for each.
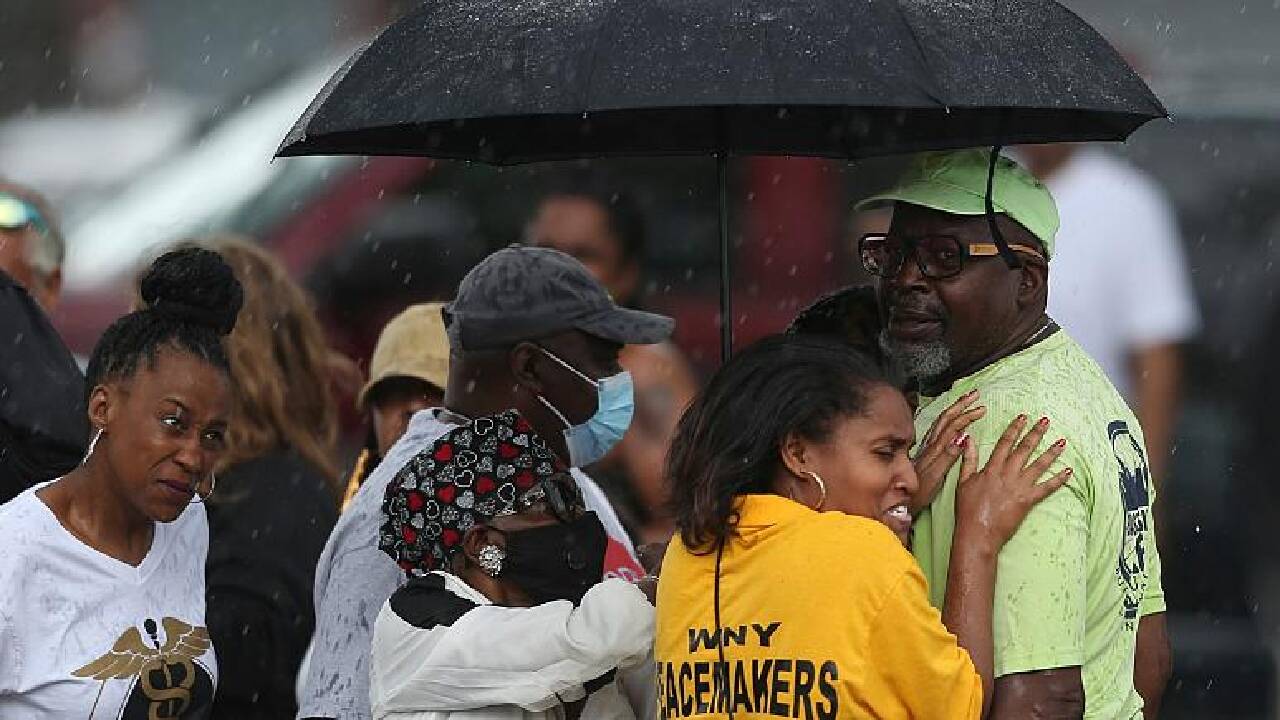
[477,545,505,577]
[190,473,217,504]
[801,470,827,511]
[82,428,102,465]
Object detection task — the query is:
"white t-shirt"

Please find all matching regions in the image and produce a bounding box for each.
[0,484,217,719]
[1042,149,1200,399]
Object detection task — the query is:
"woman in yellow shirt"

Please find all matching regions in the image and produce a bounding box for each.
[656,335,1070,719]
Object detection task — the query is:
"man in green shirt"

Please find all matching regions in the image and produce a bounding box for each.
[855,149,1171,719]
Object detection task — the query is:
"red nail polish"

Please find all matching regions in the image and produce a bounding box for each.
[1054,438,1067,448]
[1038,416,1050,427]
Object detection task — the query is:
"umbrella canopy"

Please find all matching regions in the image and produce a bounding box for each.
[277,0,1165,360]
[278,0,1165,162]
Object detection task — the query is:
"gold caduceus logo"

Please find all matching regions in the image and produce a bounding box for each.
[73,617,211,719]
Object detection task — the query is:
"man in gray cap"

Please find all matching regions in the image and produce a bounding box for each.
[299,246,672,720]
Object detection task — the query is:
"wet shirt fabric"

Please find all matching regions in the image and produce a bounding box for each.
[655,494,982,720]
[300,408,645,720]
[912,329,1163,720]
[0,484,218,719]
[371,571,652,719]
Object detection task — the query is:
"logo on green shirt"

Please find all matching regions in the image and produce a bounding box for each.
[1110,420,1151,629]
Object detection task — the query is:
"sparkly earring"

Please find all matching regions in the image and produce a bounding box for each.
[477,545,506,577]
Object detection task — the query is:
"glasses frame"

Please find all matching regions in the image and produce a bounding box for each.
[858,233,1044,280]
[514,471,585,524]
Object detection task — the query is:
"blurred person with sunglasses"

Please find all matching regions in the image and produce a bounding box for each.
[855,149,1170,719]
[370,410,654,720]
[0,181,87,503]
[300,246,672,720]
[0,182,64,311]
[0,248,240,719]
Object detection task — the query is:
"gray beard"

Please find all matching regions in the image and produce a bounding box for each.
[879,330,952,385]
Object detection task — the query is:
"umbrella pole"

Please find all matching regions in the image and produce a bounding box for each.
[718,153,732,362]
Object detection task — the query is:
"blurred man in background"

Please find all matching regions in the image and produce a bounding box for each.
[0,180,85,504]
[0,181,65,311]
[1018,145,1198,486]
[527,173,697,543]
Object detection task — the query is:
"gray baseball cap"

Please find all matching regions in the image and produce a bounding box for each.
[444,245,674,350]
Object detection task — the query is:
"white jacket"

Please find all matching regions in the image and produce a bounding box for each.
[370,572,655,720]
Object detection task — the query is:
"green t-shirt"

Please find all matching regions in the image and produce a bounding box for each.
[911,329,1163,720]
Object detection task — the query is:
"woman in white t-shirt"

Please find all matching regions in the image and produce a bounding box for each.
[0,247,243,719]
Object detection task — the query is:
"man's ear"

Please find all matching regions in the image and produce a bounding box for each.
[509,342,545,396]
[1016,256,1049,310]
[40,267,62,312]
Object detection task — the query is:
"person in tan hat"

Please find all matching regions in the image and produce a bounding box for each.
[341,303,450,510]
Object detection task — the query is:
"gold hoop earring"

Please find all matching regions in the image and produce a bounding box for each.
[801,470,827,511]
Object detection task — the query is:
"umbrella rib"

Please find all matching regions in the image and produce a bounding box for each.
[888,0,947,108]
[579,1,622,116]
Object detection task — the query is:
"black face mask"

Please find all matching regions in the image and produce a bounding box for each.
[500,512,607,605]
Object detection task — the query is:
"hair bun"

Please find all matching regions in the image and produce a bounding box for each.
[140,247,244,335]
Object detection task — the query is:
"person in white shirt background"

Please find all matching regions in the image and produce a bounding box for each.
[1017,144,1199,490]
[0,247,243,719]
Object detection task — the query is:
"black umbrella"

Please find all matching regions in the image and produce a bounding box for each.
[279,0,1165,359]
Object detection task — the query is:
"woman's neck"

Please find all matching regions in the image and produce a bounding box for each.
[43,460,154,566]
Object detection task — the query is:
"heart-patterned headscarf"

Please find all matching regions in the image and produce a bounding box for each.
[379,409,570,575]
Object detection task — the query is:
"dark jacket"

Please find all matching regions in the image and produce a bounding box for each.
[205,449,338,720]
[0,269,87,504]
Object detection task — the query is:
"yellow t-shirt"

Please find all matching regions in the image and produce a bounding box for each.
[655,494,982,720]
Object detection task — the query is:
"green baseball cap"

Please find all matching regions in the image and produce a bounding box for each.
[855,149,1059,258]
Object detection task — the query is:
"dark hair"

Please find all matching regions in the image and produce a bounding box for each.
[84,247,243,395]
[788,285,882,345]
[539,169,646,263]
[667,334,893,551]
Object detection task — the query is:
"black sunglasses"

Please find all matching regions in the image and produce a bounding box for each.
[859,233,1044,280]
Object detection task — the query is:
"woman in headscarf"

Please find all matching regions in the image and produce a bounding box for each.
[656,334,1071,719]
[370,409,654,720]
[0,247,242,718]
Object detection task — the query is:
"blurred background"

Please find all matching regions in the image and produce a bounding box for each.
[2,1,1277,716]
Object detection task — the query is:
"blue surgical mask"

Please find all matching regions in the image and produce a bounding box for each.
[535,348,634,467]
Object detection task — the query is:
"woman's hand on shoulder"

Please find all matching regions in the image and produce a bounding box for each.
[953,414,1072,555]
[911,390,986,514]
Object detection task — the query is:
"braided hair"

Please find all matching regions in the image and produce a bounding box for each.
[84,247,243,394]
